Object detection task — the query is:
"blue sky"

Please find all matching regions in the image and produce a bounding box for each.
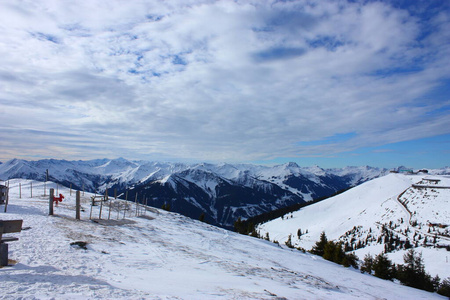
[0,0,449,168]
[255,134,450,169]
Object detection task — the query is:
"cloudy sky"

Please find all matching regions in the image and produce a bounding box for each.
[0,0,449,168]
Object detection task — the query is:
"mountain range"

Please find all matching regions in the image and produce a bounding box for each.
[0,158,447,228]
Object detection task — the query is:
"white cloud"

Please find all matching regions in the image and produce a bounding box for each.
[0,0,449,163]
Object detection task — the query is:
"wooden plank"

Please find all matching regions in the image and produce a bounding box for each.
[1,237,19,243]
[0,220,23,234]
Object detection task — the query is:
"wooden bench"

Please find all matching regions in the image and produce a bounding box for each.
[0,220,23,266]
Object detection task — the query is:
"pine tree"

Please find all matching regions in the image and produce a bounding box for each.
[342,252,358,269]
[404,239,412,249]
[344,241,352,252]
[356,240,362,249]
[432,275,441,292]
[323,241,339,262]
[360,254,374,274]
[285,234,294,248]
[372,253,394,280]
[162,203,171,211]
[199,213,205,222]
[310,232,328,256]
[397,249,435,291]
[234,217,244,234]
[438,277,450,297]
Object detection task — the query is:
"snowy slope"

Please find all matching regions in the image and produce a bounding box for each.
[257,174,450,279]
[0,179,444,299]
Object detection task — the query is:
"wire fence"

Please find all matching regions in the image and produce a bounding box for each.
[1,179,155,221]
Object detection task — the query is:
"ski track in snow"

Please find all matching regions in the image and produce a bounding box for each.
[0,179,445,299]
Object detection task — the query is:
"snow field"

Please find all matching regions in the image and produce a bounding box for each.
[0,179,445,299]
[257,174,450,279]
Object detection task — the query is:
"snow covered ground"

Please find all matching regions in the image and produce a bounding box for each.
[257,173,450,280]
[0,179,445,299]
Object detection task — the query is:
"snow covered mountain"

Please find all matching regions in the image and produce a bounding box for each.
[1,179,443,299]
[257,173,450,280]
[0,158,392,228]
[3,159,448,228]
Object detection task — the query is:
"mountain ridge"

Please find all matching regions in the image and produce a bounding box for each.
[1,158,446,228]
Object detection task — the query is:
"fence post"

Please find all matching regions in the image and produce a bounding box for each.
[49,188,54,215]
[135,193,138,216]
[30,182,33,198]
[3,185,9,213]
[19,183,21,199]
[99,196,103,219]
[89,196,93,220]
[76,190,81,220]
[106,189,112,220]
[145,198,148,216]
[117,200,120,220]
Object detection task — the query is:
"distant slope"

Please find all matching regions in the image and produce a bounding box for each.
[1,178,443,299]
[257,173,450,279]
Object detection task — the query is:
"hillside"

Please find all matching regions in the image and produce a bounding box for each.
[0,179,444,299]
[257,173,450,279]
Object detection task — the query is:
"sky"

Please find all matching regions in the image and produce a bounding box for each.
[0,0,449,168]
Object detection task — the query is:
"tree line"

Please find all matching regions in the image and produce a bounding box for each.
[312,232,449,297]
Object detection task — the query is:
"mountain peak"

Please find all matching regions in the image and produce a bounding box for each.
[304,165,326,176]
[285,162,300,168]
